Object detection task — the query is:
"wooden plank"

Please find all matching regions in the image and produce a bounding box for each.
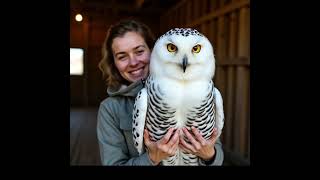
[214,10,223,100]
[224,11,238,150]
[209,0,219,11]
[215,13,224,92]
[177,9,180,26]
[217,15,227,61]
[180,4,185,26]
[159,16,164,32]
[175,9,179,27]
[164,16,168,33]
[186,0,249,27]
[224,67,234,150]
[185,0,192,25]
[200,22,208,37]
[235,66,249,155]
[181,6,185,27]
[175,8,179,27]
[194,0,200,20]
[161,15,166,32]
[212,19,218,50]
[232,69,241,154]
[202,0,208,14]
[224,14,230,59]
[208,19,215,46]
[216,4,228,144]
[171,11,175,27]
[234,7,250,155]
[198,0,204,17]
[216,0,221,9]
[229,12,238,57]
[238,7,250,57]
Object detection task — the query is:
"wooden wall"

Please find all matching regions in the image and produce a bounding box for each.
[160,0,250,165]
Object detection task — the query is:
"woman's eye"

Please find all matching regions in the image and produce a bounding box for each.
[118,56,126,60]
[192,44,201,53]
[136,50,144,55]
[167,43,177,52]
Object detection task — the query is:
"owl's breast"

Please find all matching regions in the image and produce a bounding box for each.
[158,79,211,106]
[148,77,213,128]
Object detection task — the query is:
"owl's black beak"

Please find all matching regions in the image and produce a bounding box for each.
[182,55,188,73]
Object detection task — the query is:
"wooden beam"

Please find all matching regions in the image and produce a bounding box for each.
[237,7,250,155]
[186,0,250,27]
[224,11,238,151]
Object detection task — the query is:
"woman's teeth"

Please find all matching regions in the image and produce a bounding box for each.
[131,68,143,75]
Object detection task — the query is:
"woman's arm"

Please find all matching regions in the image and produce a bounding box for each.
[97,101,155,165]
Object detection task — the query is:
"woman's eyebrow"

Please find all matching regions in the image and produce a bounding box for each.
[134,45,146,50]
[114,51,126,57]
[114,45,146,56]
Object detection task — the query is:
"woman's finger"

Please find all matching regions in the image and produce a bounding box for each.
[144,129,151,146]
[209,128,218,144]
[168,138,180,155]
[179,141,192,154]
[167,129,180,147]
[182,127,201,151]
[159,128,175,144]
[180,134,197,153]
[191,126,206,146]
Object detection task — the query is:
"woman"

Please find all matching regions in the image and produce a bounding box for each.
[97,19,224,165]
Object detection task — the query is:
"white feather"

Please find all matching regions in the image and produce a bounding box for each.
[214,87,224,137]
[132,88,148,155]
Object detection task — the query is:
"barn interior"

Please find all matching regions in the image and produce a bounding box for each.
[70,0,250,166]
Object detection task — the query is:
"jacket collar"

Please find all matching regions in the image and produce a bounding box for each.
[107,80,143,97]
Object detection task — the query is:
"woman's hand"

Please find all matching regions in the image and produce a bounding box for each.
[144,128,180,165]
[179,126,218,161]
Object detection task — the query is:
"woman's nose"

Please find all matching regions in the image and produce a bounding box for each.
[129,55,138,66]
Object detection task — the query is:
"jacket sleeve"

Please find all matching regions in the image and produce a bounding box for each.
[97,100,155,166]
[198,138,224,166]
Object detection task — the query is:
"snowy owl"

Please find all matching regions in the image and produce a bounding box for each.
[132,28,224,165]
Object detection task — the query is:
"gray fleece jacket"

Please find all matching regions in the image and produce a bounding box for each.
[97,80,224,165]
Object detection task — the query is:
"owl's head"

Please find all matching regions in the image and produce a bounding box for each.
[150,28,215,81]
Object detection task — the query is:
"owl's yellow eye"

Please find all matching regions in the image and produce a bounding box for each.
[167,43,177,52]
[192,45,201,53]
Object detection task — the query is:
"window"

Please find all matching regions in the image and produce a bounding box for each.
[70,48,84,75]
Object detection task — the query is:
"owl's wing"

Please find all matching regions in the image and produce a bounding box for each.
[214,87,224,137]
[132,88,148,155]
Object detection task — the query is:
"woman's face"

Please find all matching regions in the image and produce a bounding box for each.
[112,31,151,83]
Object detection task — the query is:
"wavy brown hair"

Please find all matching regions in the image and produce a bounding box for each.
[98,19,155,89]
